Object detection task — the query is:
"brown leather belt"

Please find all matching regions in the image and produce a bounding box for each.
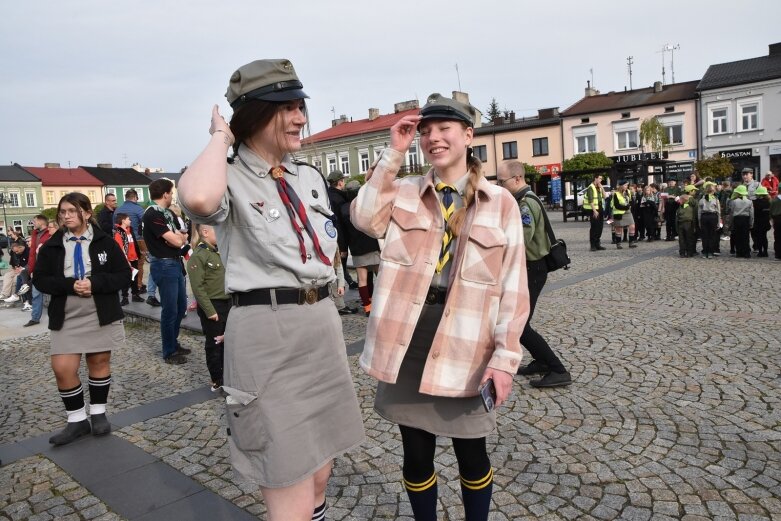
[231,285,330,307]
[425,287,447,305]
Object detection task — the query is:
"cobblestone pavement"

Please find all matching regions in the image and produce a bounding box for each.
[1,221,779,520]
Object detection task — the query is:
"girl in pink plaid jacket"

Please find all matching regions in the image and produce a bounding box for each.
[352,93,530,521]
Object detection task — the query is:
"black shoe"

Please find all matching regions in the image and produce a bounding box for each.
[139,284,147,294]
[517,360,550,376]
[176,344,192,355]
[616,243,623,249]
[23,320,40,327]
[628,240,637,249]
[338,307,356,315]
[120,297,129,306]
[164,353,187,365]
[132,295,144,302]
[595,245,606,250]
[347,281,359,290]
[49,419,91,446]
[91,413,111,436]
[530,371,573,388]
[146,296,161,307]
[590,246,597,252]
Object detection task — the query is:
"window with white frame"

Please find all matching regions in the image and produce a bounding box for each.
[88,190,96,202]
[573,125,597,154]
[134,188,145,202]
[613,120,639,151]
[407,142,419,168]
[359,151,370,173]
[708,103,729,135]
[327,155,337,173]
[7,191,20,208]
[25,192,36,207]
[737,97,761,132]
[374,147,384,160]
[339,154,350,175]
[45,191,55,205]
[13,220,22,230]
[312,158,322,172]
[665,124,683,145]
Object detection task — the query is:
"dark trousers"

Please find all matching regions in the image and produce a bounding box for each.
[733,215,751,258]
[521,260,566,373]
[774,217,781,259]
[589,211,604,246]
[196,298,231,385]
[753,227,769,255]
[664,204,678,238]
[678,221,696,256]
[641,207,656,240]
[121,260,140,299]
[700,213,719,255]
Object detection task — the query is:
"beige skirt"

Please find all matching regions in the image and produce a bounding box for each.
[351,251,380,268]
[374,303,496,439]
[50,296,125,355]
[223,297,365,488]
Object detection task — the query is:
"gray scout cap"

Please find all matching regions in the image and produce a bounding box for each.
[419,93,477,127]
[327,169,346,182]
[741,167,753,174]
[226,59,309,108]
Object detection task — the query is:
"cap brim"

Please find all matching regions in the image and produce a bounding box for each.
[259,88,309,102]
[418,108,473,127]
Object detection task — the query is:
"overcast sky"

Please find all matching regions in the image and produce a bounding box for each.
[2,1,779,172]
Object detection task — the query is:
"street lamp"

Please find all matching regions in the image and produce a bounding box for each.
[0,193,8,236]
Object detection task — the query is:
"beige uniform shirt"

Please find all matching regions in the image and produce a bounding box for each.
[180,145,337,292]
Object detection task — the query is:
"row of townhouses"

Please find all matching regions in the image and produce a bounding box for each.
[301,42,781,202]
[0,163,181,235]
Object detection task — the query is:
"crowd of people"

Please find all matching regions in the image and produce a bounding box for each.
[583,168,780,260]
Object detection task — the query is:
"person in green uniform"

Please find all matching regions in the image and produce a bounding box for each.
[498,161,571,388]
[186,224,231,390]
[676,185,699,257]
[662,179,681,241]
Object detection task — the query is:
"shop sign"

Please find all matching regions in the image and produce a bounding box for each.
[719,148,752,159]
[610,151,669,163]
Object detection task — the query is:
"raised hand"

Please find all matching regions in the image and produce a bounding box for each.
[389,115,422,154]
[209,105,234,145]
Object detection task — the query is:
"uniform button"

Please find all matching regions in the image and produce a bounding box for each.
[233,412,239,417]
[432,351,440,359]
[307,253,312,260]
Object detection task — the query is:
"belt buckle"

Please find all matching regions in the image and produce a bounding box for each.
[304,288,318,305]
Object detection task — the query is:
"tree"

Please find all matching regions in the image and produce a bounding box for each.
[562,152,613,172]
[523,163,541,183]
[694,154,734,181]
[639,116,669,153]
[485,98,501,122]
[42,207,58,222]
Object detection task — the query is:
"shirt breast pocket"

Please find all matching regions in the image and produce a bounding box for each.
[460,225,507,285]
[380,207,432,266]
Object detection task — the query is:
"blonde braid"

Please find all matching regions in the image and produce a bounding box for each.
[449,155,483,237]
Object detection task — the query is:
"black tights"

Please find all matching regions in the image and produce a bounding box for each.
[399,425,490,483]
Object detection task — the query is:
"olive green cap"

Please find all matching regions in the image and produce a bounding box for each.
[327,169,346,182]
[419,93,477,127]
[226,59,308,108]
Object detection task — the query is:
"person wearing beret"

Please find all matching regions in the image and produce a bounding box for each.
[351,93,529,521]
[730,185,754,258]
[177,59,364,521]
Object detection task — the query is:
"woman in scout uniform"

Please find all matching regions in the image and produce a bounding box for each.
[698,182,721,259]
[752,186,771,257]
[33,193,131,446]
[610,180,637,250]
[730,185,754,258]
[178,59,364,521]
[676,186,699,257]
[352,94,529,521]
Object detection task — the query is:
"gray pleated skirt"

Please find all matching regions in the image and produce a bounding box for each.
[351,251,380,268]
[223,297,365,488]
[50,296,125,355]
[614,211,634,227]
[374,303,496,439]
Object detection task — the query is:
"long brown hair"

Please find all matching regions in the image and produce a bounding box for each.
[447,131,483,237]
[229,99,308,158]
[57,192,97,229]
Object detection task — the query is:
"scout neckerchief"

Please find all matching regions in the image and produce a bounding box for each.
[147,203,178,233]
[435,182,456,273]
[270,165,331,265]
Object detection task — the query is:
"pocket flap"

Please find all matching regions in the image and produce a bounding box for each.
[222,386,257,406]
[468,225,507,248]
[391,207,431,231]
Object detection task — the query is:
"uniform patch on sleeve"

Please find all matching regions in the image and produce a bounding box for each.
[325,220,337,238]
[521,206,533,226]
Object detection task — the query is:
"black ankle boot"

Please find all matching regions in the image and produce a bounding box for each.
[91,413,111,436]
[49,419,91,446]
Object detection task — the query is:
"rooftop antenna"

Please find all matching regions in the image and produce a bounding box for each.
[455,63,462,91]
[667,44,681,83]
[626,56,634,90]
[590,68,595,89]
[331,106,336,121]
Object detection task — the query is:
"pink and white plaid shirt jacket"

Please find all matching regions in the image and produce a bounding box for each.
[351,149,530,397]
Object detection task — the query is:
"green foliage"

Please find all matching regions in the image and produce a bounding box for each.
[42,207,58,222]
[639,117,669,153]
[523,163,541,183]
[694,155,734,181]
[485,97,501,122]
[562,152,613,172]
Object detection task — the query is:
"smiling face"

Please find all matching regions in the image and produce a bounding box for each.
[419,119,472,172]
[259,100,307,155]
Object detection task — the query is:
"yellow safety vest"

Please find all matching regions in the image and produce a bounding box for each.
[611,191,628,216]
[583,184,602,210]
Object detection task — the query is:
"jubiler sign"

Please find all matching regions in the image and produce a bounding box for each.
[718,149,753,159]
[611,151,669,163]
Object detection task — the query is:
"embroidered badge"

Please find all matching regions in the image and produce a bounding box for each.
[98,251,108,265]
[521,206,533,226]
[325,220,337,238]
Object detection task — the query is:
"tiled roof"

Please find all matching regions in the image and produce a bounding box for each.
[697,53,781,91]
[147,171,183,184]
[80,166,153,185]
[0,164,41,182]
[304,108,420,144]
[24,166,103,186]
[560,80,699,117]
[474,117,560,136]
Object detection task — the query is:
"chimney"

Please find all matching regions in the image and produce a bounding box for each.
[368,108,380,121]
[97,163,113,168]
[451,91,470,104]
[492,116,504,126]
[509,111,516,123]
[769,42,781,56]
[585,81,599,97]
[537,107,559,119]
[653,81,663,93]
[393,100,419,113]
[44,162,60,168]
[331,114,349,127]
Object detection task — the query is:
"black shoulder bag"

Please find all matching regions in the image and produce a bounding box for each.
[524,192,571,272]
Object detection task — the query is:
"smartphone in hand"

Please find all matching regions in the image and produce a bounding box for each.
[479,379,497,412]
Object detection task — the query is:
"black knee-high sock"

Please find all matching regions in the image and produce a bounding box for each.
[403,471,437,521]
[453,437,493,521]
[311,500,326,521]
[58,383,87,422]
[88,374,111,415]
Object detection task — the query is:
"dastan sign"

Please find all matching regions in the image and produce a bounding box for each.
[610,151,669,163]
[718,148,753,159]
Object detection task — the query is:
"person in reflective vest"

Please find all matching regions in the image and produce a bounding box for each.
[583,175,606,251]
[610,180,637,250]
